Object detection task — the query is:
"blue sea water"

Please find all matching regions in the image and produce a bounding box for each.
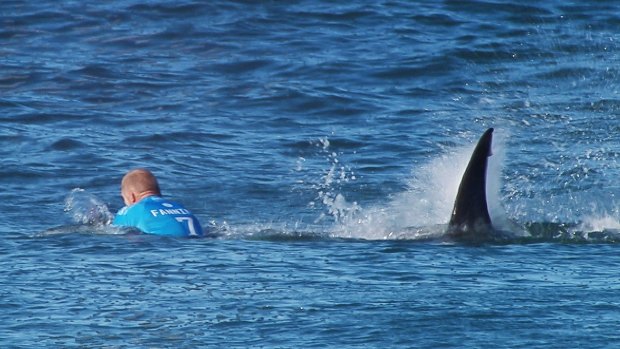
[2,0,620,347]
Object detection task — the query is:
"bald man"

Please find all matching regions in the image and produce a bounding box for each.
[112,168,203,237]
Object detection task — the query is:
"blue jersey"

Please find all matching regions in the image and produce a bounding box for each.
[113,196,203,237]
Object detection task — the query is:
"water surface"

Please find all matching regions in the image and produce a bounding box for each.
[3,1,620,347]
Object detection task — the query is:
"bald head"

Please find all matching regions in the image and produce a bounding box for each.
[120,168,161,205]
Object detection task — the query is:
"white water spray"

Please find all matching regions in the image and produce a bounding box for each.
[327,129,513,240]
[64,188,114,226]
[307,138,360,226]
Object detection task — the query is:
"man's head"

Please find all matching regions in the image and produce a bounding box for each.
[120,168,162,206]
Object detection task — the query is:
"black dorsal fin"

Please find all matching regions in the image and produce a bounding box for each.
[448,128,494,238]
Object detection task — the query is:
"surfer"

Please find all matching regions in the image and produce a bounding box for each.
[113,168,204,237]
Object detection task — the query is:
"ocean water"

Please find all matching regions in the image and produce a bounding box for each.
[3,0,620,347]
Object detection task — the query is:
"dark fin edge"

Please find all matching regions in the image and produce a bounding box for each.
[447,128,494,241]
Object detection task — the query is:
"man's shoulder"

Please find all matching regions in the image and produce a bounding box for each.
[113,204,139,226]
[144,196,187,210]
[117,206,129,216]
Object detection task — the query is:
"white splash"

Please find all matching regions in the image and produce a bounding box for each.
[64,188,114,226]
[310,138,360,226]
[576,212,620,232]
[330,129,512,240]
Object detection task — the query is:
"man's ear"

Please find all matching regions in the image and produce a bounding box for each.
[130,192,138,204]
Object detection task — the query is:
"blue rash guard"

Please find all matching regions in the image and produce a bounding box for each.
[113,196,203,237]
